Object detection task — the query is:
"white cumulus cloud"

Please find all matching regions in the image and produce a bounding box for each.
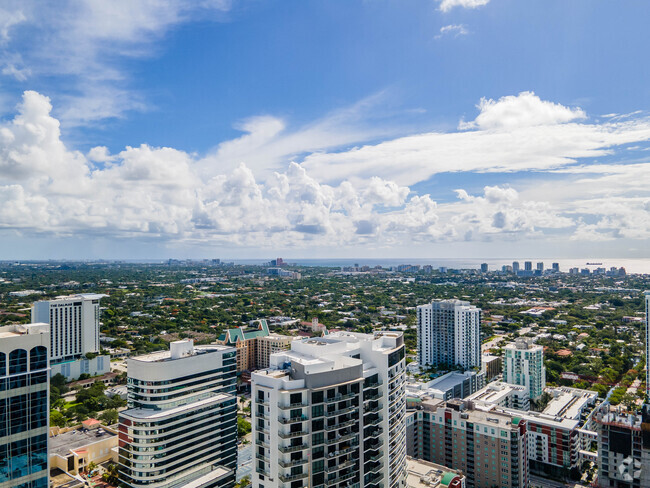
[439,0,490,13]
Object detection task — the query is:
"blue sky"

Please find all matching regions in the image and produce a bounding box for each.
[0,0,649,260]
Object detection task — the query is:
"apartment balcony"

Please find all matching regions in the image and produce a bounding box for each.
[365,453,382,463]
[326,470,357,486]
[278,415,309,424]
[328,405,359,417]
[325,459,356,473]
[326,393,357,403]
[364,405,381,414]
[279,430,309,439]
[365,416,382,427]
[279,458,309,468]
[364,439,383,451]
[279,444,309,453]
[364,381,381,389]
[279,402,309,410]
[364,393,381,402]
[326,419,356,431]
[326,432,357,445]
[279,472,309,483]
[366,462,384,475]
[328,445,359,458]
[366,428,383,439]
[256,467,271,477]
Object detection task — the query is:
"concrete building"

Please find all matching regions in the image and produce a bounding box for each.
[251,331,407,488]
[417,300,481,370]
[480,263,488,273]
[405,457,465,488]
[512,262,520,273]
[32,294,103,363]
[482,354,502,381]
[406,371,485,404]
[50,354,110,381]
[406,399,528,488]
[594,405,650,488]
[256,334,295,370]
[524,261,532,271]
[118,340,238,488]
[467,382,530,411]
[216,319,292,372]
[50,422,118,475]
[503,339,546,400]
[0,323,50,488]
[467,386,598,480]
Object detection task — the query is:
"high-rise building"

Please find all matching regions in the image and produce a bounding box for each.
[646,291,650,400]
[406,399,529,488]
[480,263,488,273]
[0,323,50,488]
[552,263,560,273]
[512,262,520,273]
[595,405,650,488]
[524,261,533,271]
[32,294,104,363]
[417,300,481,370]
[503,338,546,400]
[251,331,407,488]
[118,340,238,488]
[536,262,544,272]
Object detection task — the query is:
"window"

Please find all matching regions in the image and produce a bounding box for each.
[9,349,27,375]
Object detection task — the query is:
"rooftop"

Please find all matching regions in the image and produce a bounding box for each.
[50,427,116,458]
[405,457,463,488]
[0,322,49,339]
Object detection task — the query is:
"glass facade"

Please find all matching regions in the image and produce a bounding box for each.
[0,346,49,487]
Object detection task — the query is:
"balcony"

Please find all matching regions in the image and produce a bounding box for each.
[364,393,381,402]
[366,428,383,439]
[364,439,383,451]
[364,405,381,414]
[279,402,309,410]
[326,419,357,431]
[325,459,356,473]
[326,432,358,445]
[279,444,309,453]
[279,472,309,482]
[328,405,358,417]
[326,393,357,403]
[326,470,357,486]
[279,430,309,439]
[279,458,309,468]
[366,462,384,474]
[278,415,309,424]
[327,445,359,458]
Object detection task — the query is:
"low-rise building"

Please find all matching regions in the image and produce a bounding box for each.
[482,354,502,381]
[405,457,465,488]
[50,423,118,475]
[467,381,530,411]
[406,371,485,403]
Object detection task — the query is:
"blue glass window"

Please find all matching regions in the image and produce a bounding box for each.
[29,347,47,371]
[9,349,27,374]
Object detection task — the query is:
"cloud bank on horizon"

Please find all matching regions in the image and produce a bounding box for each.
[1,89,649,253]
[0,0,648,257]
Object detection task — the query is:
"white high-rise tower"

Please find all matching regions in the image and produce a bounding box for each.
[417,300,481,370]
[32,294,104,363]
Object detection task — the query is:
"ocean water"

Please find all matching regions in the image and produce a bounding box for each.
[230,257,650,274]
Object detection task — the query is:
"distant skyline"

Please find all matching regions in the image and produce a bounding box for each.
[0,0,649,259]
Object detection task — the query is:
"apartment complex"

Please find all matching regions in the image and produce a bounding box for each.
[595,405,650,488]
[0,323,50,488]
[251,331,407,488]
[118,340,238,488]
[406,399,528,488]
[646,291,650,399]
[216,319,293,372]
[32,294,103,362]
[503,339,545,400]
[417,300,481,370]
